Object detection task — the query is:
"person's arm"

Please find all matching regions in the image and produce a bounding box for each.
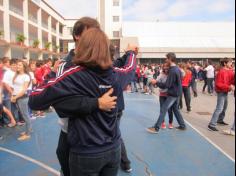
[215,71,231,92]
[13,81,29,100]
[114,51,137,89]
[156,70,176,89]
[2,83,13,95]
[52,89,117,118]
[113,54,127,68]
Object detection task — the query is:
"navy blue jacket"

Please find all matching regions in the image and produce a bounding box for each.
[29,51,136,155]
[157,66,182,97]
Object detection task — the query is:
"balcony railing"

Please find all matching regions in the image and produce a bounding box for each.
[9,5,23,16]
[29,14,38,24]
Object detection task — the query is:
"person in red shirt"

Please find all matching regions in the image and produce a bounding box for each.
[208,58,235,132]
[179,63,193,112]
[41,58,53,81]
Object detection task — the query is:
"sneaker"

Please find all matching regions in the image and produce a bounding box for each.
[0,136,3,140]
[146,127,159,134]
[169,123,174,129]
[30,115,37,120]
[223,129,235,136]
[121,165,133,173]
[7,123,16,128]
[17,122,25,126]
[161,123,167,129]
[208,125,219,132]
[176,126,187,131]
[37,114,46,118]
[17,134,31,141]
[217,121,229,126]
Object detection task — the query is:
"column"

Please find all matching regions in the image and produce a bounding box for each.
[37,8,42,60]
[48,16,52,51]
[3,0,11,58]
[56,21,60,53]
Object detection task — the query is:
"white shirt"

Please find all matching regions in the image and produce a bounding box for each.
[28,72,35,91]
[12,74,30,96]
[205,65,215,79]
[2,69,15,87]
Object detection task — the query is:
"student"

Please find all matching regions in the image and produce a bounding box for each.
[205,60,215,95]
[54,17,134,176]
[11,60,32,141]
[208,58,235,132]
[29,28,137,176]
[156,63,174,129]
[180,63,192,112]
[147,53,186,134]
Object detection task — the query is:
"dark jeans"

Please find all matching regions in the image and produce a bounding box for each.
[154,96,186,129]
[191,80,198,97]
[159,96,173,124]
[207,78,214,94]
[180,87,191,111]
[202,79,207,92]
[120,138,131,169]
[69,146,121,176]
[57,130,70,176]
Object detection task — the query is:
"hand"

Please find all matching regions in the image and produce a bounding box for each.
[98,88,117,112]
[126,44,139,53]
[11,96,16,103]
[230,85,235,92]
[53,60,63,72]
[151,79,157,85]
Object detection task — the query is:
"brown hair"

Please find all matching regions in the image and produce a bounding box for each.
[220,57,232,67]
[72,17,100,42]
[73,28,112,70]
[13,60,31,86]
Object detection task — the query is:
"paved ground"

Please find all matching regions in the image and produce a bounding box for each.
[0,89,235,176]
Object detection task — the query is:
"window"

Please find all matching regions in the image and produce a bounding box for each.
[113,0,119,6]
[113,16,120,22]
[113,31,120,38]
[68,27,73,35]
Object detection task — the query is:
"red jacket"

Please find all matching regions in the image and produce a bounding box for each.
[35,67,44,85]
[136,67,141,78]
[182,71,192,87]
[215,68,235,93]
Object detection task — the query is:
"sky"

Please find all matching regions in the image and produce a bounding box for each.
[47,0,235,22]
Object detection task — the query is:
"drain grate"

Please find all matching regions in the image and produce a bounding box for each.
[196,112,212,116]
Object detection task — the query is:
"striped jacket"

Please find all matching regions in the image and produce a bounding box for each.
[29,51,136,155]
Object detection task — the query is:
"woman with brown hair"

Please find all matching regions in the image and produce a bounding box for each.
[11,60,32,141]
[29,28,137,175]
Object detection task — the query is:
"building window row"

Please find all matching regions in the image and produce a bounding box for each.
[113,0,119,6]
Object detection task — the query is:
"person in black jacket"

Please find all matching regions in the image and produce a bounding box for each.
[29,28,137,176]
[146,53,186,134]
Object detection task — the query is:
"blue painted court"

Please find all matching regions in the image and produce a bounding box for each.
[0,93,235,176]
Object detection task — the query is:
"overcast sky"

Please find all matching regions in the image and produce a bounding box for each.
[47,0,235,21]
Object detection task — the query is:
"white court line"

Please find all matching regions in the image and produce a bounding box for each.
[152,94,235,163]
[0,147,60,176]
[126,98,156,101]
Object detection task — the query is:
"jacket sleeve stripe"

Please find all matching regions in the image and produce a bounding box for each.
[113,53,136,73]
[31,66,82,96]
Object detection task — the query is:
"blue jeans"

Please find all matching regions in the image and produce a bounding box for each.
[154,96,186,129]
[209,93,228,127]
[69,146,121,176]
[207,78,214,94]
[16,97,32,134]
[131,81,138,92]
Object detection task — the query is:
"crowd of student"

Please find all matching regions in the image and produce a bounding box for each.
[130,58,235,135]
[0,16,235,176]
[0,57,58,140]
